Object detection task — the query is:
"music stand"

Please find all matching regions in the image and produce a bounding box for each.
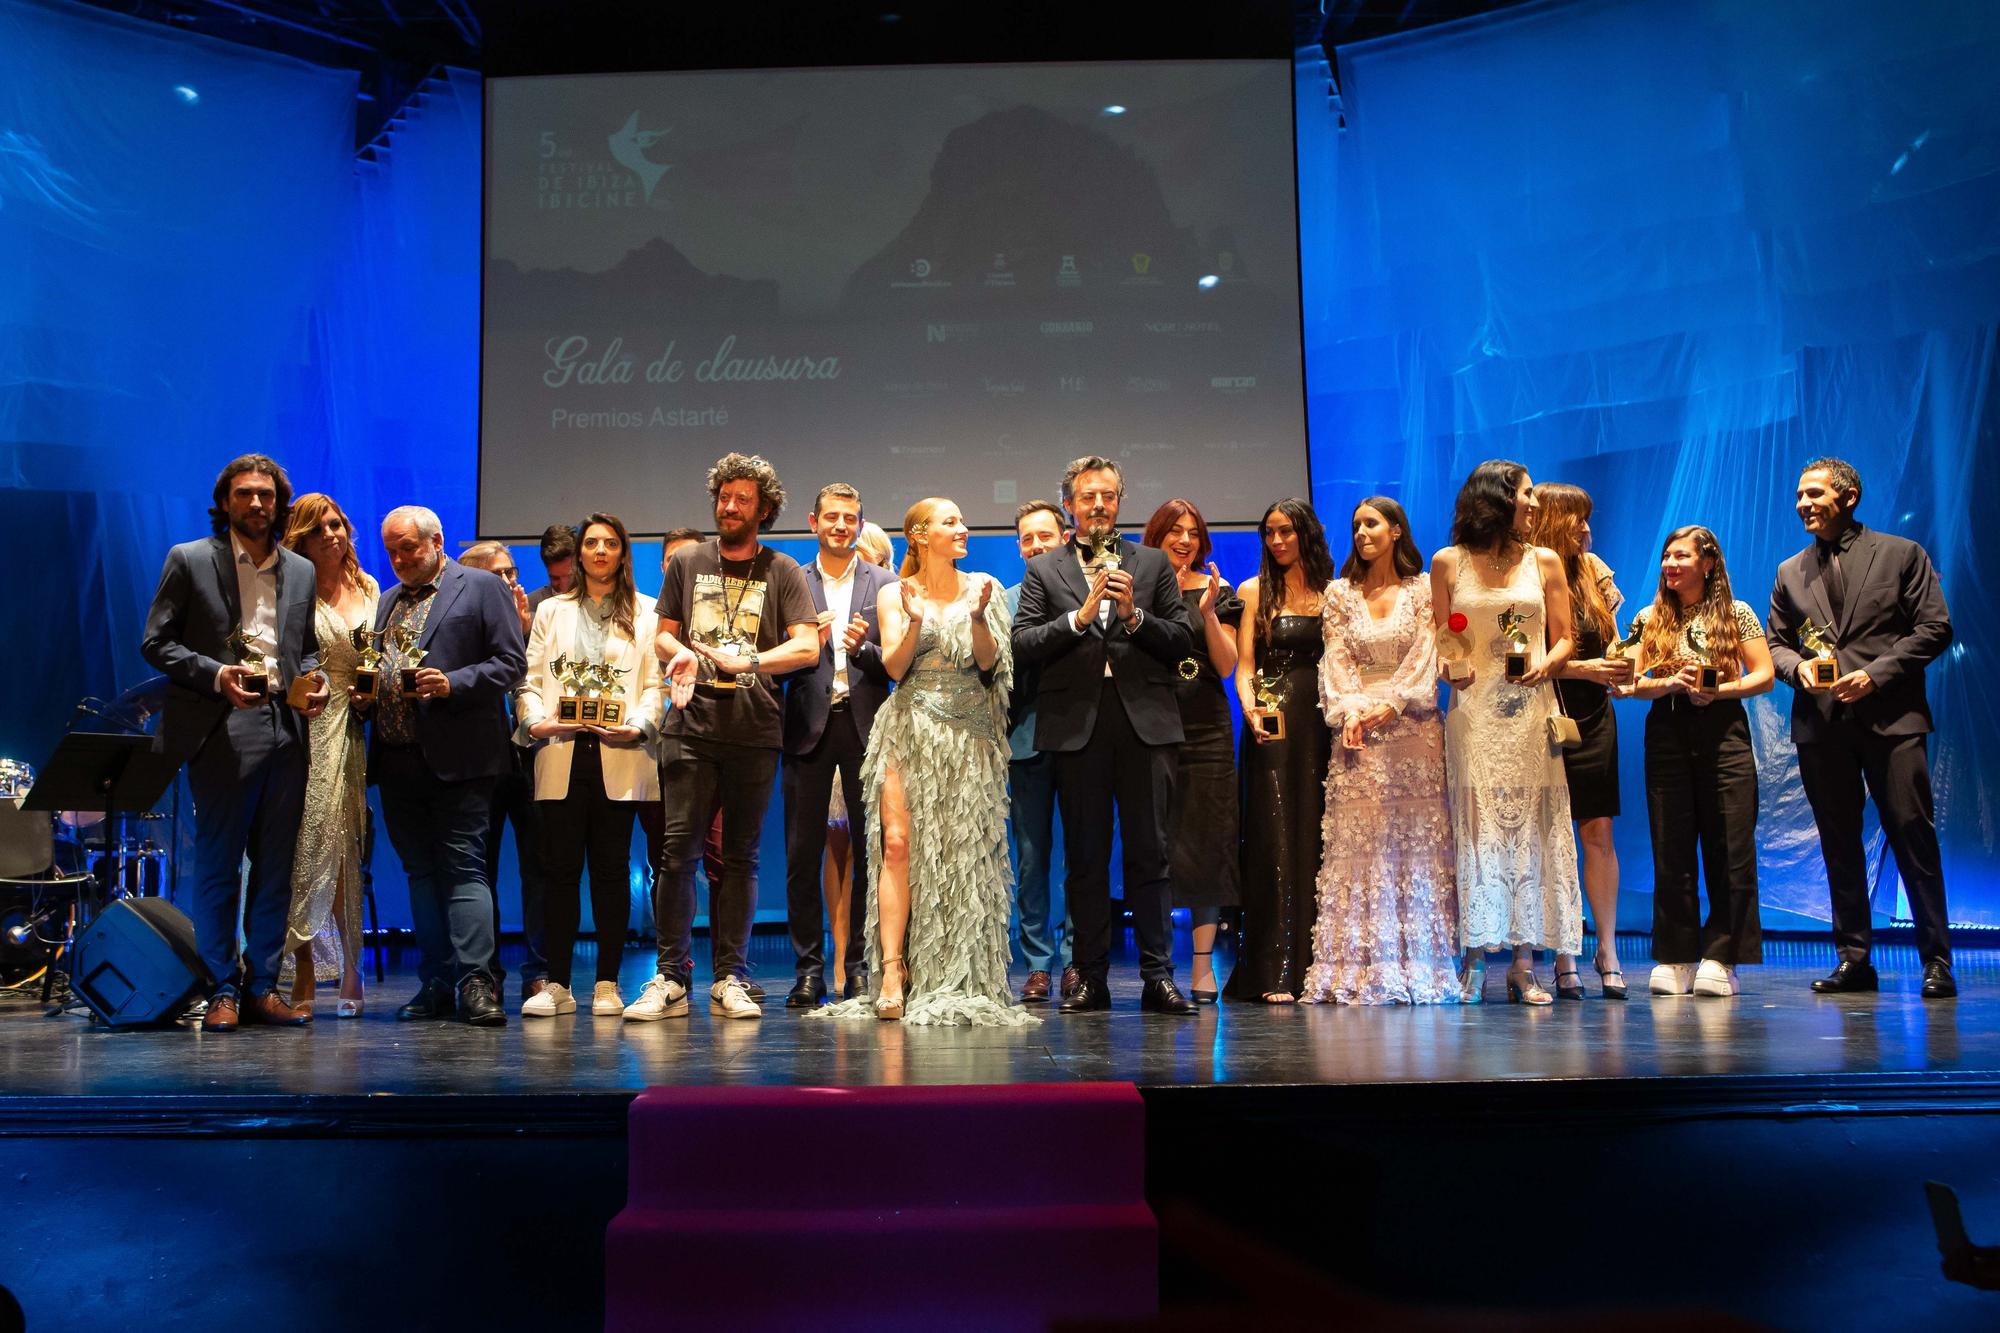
[21,734,180,1005]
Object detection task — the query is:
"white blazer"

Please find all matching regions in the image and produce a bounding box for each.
[515,591,665,802]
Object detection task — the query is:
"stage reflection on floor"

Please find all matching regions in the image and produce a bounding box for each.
[0,935,1992,1097]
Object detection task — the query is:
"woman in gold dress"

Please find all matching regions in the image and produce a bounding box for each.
[281,493,377,1016]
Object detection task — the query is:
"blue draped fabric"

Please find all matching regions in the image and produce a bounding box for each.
[3,0,1995,935]
[1297,0,2000,925]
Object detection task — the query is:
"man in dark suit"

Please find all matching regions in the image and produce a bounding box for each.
[1012,456,1197,1015]
[363,505,526,1026]
[1768,457,1957,998]
[141,454,326,1031]
[778,483,898,1006]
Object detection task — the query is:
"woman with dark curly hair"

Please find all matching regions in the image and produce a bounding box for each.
[1226,498,1336,1003]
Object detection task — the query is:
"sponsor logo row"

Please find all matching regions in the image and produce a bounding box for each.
[923,320,1228,343]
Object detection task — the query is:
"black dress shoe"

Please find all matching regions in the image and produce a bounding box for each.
[1922,960,1958,999]
[1058,976,1111,1013]
[1140,978,1198,1015]
[1811,960,1880,994]
[458,975,506,1026]
[786,976,827,1008]
[396,978,456,1021]
[842,973,869,1001]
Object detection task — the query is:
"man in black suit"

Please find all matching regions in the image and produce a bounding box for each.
[1012,455,1197,1015]
[1768,457,1957,998]
[141,454,326,1031]
[363,506,526,1026]
[778,484,898,1006]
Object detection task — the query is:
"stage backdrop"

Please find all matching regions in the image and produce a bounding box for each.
[2,0,1995,937]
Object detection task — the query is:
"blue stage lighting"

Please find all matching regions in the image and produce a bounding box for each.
[172,84,198,104]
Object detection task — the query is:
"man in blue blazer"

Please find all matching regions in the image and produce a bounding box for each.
[363,505,526,1025]
[1006,500,1075,1004]
[779,483,898,1005]
[141,454,326,1031]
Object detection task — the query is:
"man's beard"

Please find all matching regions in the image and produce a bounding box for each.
[1079,513,1114,542]
[230,513,271,543]
[399,550,444,586]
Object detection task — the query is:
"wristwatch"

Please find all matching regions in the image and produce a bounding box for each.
[747,652,761,674]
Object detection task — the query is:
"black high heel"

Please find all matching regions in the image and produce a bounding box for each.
[1555,967,1585,1001]
[1594,958,1628,1000]
[1190,950,1218,1005]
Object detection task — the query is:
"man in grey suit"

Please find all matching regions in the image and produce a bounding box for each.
[141,454,326,1031]
[1768,457,1957,998]
[779,483,897,1005]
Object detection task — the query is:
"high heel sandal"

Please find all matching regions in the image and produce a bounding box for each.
[875,957,906,1021]
[1507,968,1553,1006]
[1457,956,1486,1005]
[1594,957,1628,1001]
[1554,967,1585,1001]
[1190,950,1218,1005]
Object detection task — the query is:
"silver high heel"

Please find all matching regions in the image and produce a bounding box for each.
[1458,956,1487,1005]
[875,957,906,1021]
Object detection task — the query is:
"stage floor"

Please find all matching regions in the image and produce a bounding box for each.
[1,934,1993,1099]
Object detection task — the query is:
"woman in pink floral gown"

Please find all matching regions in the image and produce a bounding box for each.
[1301,497,1462,1005]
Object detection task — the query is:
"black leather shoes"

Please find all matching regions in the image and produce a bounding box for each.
[1058,976,1111,1013]
[842,973,868,1000]
[1811,960,1880,994]
[1140,978,1198,1015]
[458,975,506,1026]
[396,978,456,1021]
[1922,960,1958,999]
[786,976,827,1008]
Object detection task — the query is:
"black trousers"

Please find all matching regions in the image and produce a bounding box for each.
[484,758,548,986]
[1646,697,1762,965]
[1797,724,1951,966]
[1054,678,1178,983]
[655,735,778,984]
[375,746,498,986]
[782,704,868,982]
[537,735,636,988]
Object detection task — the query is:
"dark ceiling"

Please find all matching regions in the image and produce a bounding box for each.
[69,0,1532,147]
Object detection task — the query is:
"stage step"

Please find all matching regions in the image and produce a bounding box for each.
[605,1081,1157,1331]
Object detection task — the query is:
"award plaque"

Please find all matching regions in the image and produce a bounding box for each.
[227,625,270,697]
[1800,617,1839,687]
[585,662,628,726]
[350,627,384,698]
[391,624,428,692]
[1436,612,1474,683]
[1498,606,1530,682]
[1688,621,1721,692]
[1253,667,1287,741]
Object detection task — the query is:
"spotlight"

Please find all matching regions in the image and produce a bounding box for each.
[1197,275,1219,289]
[1101,105,1126,116]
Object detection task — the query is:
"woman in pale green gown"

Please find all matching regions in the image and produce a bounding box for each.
[280,494,376,1016]
[811,497,1035,1028]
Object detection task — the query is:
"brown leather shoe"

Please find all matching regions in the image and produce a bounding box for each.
[1060,965,1082,1001]
[245,992,313,1026]
[1020,970,1052,1003]
[201,993,240,1032]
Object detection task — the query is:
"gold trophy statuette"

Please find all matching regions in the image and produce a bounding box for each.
[1800,617,1839,687]
[582,661,629,727]
[226,625,273,697]
[696,628,755,689]
[1688,620,1721,692]
[350,627,384,698]
[1253,667,1287,741]
[391,624,428,692]
[551,654,590,723]
[1607,617,1644,664]
[1083,531,1122,578]
[1498,606,1530,682]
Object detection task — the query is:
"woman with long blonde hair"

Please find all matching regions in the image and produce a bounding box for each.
[809,496,1033,1026]
[1529,482,1633,999]
[280,493,378,1015]
[1618,525,1773,997]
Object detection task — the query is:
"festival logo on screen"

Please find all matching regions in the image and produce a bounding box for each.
[608,113,673,203]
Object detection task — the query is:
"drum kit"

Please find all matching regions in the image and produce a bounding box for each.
[1,678,179,992]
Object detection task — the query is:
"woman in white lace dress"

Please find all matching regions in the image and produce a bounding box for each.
[1302,498,1460,1004]
[811,498,1035,1027]
[1431,462,1582,1004]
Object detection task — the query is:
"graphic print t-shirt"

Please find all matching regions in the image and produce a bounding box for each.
[659,539,814,749]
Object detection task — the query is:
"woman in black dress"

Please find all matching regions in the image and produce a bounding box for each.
[1226,498,1336,1003]
[1143,499,1241,1003]
[1531,483,1633,999]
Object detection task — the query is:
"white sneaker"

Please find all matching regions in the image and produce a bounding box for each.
[710,976,761,1021]
[1692,960,1738,997]
[1649,963,1695,996]
[623,973,689,1021]
[522,982,575,1017]
[591,981,626,1016]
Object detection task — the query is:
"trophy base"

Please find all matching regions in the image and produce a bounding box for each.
[598,700,625,726]
[577,699,604,725]
[353,669,377,698]
[558,696,582,724]
[243,673,269,698]
[1258,712,1287,742]
[284,676,317,711]
[1811,658,1839,687]
[1504,651,1528,682]
[399,668,421,692]
[1698,666,1721,692]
